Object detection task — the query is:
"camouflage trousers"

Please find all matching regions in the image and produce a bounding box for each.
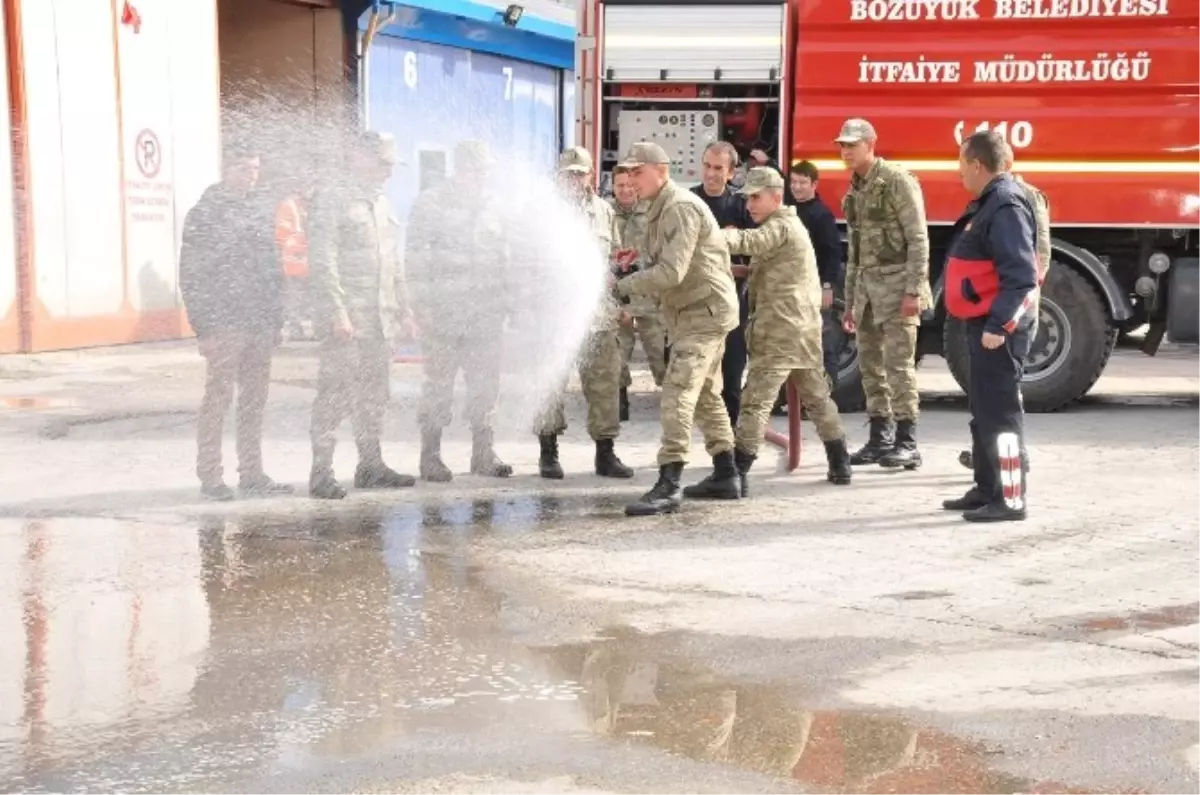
[618,314,667,388]
[857,302,919,422]
[658,330,735,466]
[535,328,621,440]
[418,328,502,432]
[310,335,392,468]
[736,365,844,457]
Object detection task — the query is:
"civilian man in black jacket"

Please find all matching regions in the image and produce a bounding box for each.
[790,160,844,383]
[180,143,291,502]
[941,130,1039,523]
[691,140,757,423]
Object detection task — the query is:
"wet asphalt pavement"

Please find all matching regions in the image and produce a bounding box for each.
[1,498,1190,794]
[0,345,1197,793]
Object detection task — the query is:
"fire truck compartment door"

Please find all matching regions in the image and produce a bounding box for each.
[601,3,784,83]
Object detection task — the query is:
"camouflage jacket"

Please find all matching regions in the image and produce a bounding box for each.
[576,191,617,332]
[404,180,514,333]
[609,197,657,317]
[308,183,410,340]
[1014,175,1051,281]
[724,205,824,370]
[615,179,738,338]
[842,157,932,322]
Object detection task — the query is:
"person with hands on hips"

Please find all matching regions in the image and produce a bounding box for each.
[940,130,1040,523]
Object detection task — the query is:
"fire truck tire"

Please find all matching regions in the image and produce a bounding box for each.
[826,316,866,414]
[1167,257,1200,343]
[942,265,1113,413]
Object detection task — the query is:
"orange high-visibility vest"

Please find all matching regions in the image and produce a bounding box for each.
[275,197,308,278]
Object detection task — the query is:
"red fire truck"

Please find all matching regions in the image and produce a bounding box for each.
[574,0,1199,412]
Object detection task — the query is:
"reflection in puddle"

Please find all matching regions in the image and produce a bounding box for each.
[0,505,1137,793]
[538,634,1125,795]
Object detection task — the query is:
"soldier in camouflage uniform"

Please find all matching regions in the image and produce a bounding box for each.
[959,143,1049,471]
[534,146,634,480]
[716,168,852,496]
[838,118,932,470]
[406,140,514,482]
[613,142,740,515]
[610,164,666,420]
[307,131,416,499]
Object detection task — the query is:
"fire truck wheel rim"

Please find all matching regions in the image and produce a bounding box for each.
[1024,298,1072,383]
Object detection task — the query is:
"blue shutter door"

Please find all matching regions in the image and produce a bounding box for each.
[364,34,562,361]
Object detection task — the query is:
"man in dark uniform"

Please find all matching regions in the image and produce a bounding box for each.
[690,141,757,424]
[941,130,1039,523]
[790,160,844,385]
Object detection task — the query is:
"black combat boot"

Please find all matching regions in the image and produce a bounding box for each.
[963,500,1027,523]
[879,420,922,470]
[619,388,630,422]
[943,487,990,511]
[201,481,236,502]
[239,474,294,497]
[309,446,346,500]
[734,448,756,497]
[595,439,634,478]
[470,428,513,477]
[625,462,684,516]
[849,416,895,465]
[419,427,453,482]
[309,468,346,500]
[824,438,852,485]
[538,434,564,479]
[681,450,742,500]
[354,440,417,489]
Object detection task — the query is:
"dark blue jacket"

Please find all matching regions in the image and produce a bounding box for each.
[691,184,757,317]
[945,175,1039,336]
[795,194,844,289]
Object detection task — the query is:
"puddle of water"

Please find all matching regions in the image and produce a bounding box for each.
[1074,603,1200,635]
[0,396,71,410]
[0,508,1161,793]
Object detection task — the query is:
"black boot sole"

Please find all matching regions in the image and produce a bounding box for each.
[681,486,741,500]
[963,508,1027,523]
[597,468,635,478]
[944,499,988,511]
[309,485,346,500]
[849,452,888,466]
[625,500,681,516]
[879,454,922,471]
[354,476,417,489]
[827,472,852,485]
[539,467,565,480]
[471,465,514,477]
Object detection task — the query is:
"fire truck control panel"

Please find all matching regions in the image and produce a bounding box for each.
[615,110,722,187]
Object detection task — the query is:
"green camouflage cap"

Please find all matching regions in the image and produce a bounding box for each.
[834,118,877,144]
[619,141,671,168]
[358,130,401,164]
[557,146,593,173]
[738,166,785,195]
[455,139,493,170]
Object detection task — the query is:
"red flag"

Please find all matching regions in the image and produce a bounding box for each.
[121,1,142,34]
